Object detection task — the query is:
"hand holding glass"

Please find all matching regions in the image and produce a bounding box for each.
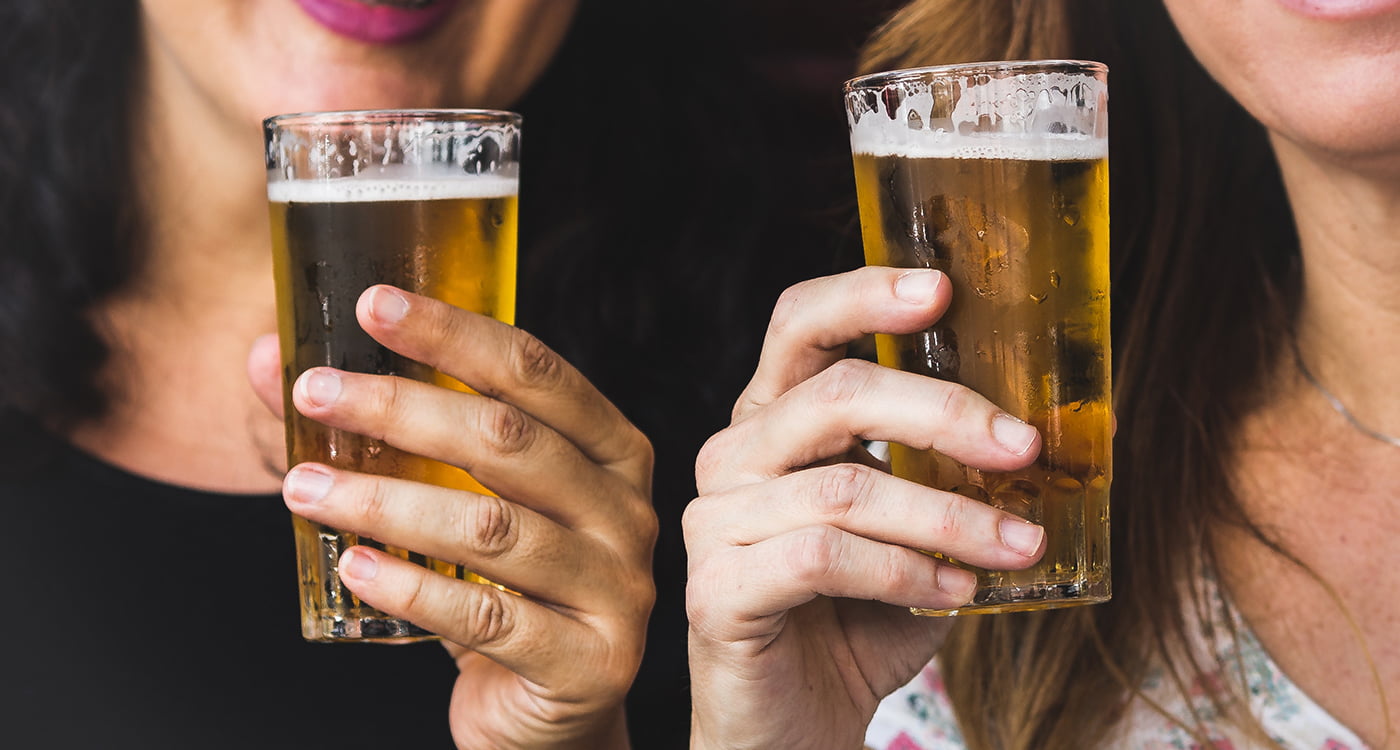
[264,110,520,641]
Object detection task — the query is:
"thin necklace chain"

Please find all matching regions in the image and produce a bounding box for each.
[1293,341,1400,448]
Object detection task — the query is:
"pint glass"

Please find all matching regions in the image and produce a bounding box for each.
[264,110,520,641]
[845,62,1110,615]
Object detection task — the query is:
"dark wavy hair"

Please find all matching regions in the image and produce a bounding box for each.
[0,0,867,744]
[0,0,142,458]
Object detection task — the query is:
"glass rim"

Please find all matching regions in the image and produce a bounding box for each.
[263,108,522,131]
[844,59,1107,93]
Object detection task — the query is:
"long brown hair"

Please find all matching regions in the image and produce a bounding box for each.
[861,1,1301,747]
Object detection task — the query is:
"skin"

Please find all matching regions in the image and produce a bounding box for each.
[686,0,1400,746]
[70,1,660,748]
[685,267,1047,749]
[1163,0,1400,745]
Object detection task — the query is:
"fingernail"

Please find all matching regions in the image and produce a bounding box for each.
[301,370,342,407]
[894,270,942,303]
[369,286,409,324]
[340,548,378,581]
[999,518,1045,557]
[936,565,977,600]
[284,465,333,505]
[992,413,1037,456]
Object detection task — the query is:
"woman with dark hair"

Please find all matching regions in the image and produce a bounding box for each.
[685,0,1399,748]
[0,0,759,746]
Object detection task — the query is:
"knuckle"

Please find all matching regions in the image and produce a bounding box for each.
[425,298,466,344]
[349,475,392,529]
[684,564,722,628]
[680,496,714,553]
[693,429,735,491]
[633,498,660,549]
[366,376,412,437]
[811,463,874,521]
[684,579,707,628]
[612,485,659,556]
[730,393,757,423]
[508,331,564,389]
[621,567,658,619]
[618,425,655,474]
[767,284,808,337]
[478,400,534,457]
[875,548,915,592]
[813,359,875,407]
[461,495,518,559]
[935,492,972,540]
[785,526,842,585]
[930,382,971,425]
[396,570,431,618]
[461,590,514,647]
[632,427,656,465]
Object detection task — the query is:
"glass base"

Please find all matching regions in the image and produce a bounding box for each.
[912,577,1110,616]
[302,610,439,643]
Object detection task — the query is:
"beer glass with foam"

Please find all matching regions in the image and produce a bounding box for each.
[844,62,1110,614]
[264,110,519,641]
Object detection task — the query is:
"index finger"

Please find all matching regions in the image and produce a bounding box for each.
[356,285,650,475]
[734,266,950,421]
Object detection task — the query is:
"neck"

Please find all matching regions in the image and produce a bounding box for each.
[70,18,285,493]
[1273,132,1400,442]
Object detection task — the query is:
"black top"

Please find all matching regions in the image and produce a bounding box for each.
[1,444,459,748]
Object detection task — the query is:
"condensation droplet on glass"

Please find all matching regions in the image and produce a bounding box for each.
[366,444,382,459]
[1049,271,1061,288]
[1029,292,1047,304]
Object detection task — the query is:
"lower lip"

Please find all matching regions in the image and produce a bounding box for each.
[1275,0,1400,19]
[293,0,458,44]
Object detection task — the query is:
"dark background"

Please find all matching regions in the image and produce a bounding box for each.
[513,1,908,745]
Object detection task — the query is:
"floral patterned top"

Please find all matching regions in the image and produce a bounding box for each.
[865,576,1368,750]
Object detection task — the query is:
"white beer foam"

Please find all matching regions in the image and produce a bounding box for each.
[849,72,1107,161]
[851,128,1107,161]
[268,173,517,203]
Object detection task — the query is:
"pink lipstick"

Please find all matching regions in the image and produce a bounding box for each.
[1275,0,1400,20]
[293,0,458,45]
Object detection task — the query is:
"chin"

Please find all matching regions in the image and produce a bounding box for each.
[1250,61,1400,172]
[242,70,463,124]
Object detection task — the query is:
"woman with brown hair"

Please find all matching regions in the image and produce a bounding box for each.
[684,0,1400,748]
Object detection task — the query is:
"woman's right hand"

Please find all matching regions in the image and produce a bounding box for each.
[684,267,1048,750]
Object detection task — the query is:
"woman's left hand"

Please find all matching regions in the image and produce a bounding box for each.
[249,285,656,749]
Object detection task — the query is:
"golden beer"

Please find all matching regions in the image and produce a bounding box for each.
[846,63,1110,614]
[265,110,521,641]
